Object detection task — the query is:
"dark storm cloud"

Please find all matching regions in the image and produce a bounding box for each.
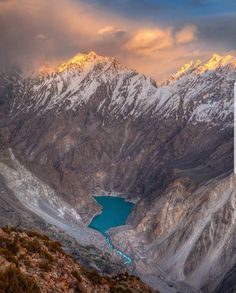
[195,14,236,51]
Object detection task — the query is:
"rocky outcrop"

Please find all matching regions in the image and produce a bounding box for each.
[0,227,156,293]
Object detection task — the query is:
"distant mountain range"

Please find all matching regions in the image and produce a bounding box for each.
[0,51,235,293]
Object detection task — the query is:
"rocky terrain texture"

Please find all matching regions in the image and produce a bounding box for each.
[215,263,236,293]
[0,132,128,276]
[0,52,235,292]
[0,227,156,293]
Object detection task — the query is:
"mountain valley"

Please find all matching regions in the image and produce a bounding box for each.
[0,52,235,293]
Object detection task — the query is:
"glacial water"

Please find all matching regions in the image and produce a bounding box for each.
[88,196,134,264]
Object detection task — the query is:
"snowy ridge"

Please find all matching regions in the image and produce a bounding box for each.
[10,52,236,127]
[171,54,236,80]
[162,54,235,125]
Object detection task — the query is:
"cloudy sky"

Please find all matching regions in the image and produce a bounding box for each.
[0,0,235,79]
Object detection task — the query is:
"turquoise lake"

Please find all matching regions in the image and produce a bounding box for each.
[88,196,134,264]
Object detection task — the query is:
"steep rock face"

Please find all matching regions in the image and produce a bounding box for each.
[0,133,128,275]
[1,53,234,216]
[0,52,235,292]
[215,264,236,293]
[111,173,236,292]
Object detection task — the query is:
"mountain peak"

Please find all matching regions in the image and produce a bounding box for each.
[56,51,101,73]
[68,51,99,64]
[37,51,126,77]
[37,51,110,76]
[175,59,201,78]
[198,53,236,73]
[173,53,236,80]
[87,51,98,59]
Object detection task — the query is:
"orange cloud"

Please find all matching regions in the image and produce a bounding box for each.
[0,0,221,81]
[175,25,197,44]
[98,26,117,35]
[125,28,174,56]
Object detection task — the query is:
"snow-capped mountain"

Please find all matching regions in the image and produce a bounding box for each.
[9,52,235,127]
[0,51,235,293]
[164,54,235,125]
[10,51,157,118]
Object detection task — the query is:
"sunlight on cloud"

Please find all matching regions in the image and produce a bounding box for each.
[175,25,198,44]
[98,26,117,35]
[0,0,224,79]
[125,28,174,56]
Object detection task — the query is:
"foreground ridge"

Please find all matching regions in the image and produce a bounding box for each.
[0,227,157,293]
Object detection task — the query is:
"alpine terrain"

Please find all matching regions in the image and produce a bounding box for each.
[0,51,235,293]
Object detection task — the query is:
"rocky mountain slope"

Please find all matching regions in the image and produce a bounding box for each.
[0,227,156,293]
[0,132,128,276]
[0,51,235,292]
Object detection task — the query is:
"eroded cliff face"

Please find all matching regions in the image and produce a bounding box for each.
[0,134,128,274]
[111,173,236,292]
[0,52,235,292]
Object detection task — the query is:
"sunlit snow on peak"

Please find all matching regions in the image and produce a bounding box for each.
[173,54,236,79]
